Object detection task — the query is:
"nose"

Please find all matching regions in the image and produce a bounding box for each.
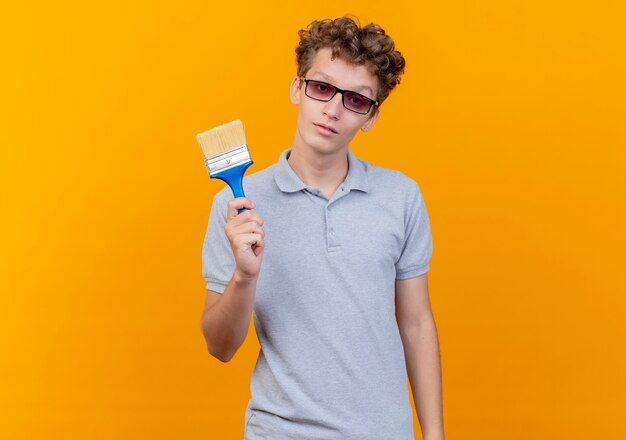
[322,93,343,119]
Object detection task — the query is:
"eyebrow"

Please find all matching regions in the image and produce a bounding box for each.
[310,71,374,95]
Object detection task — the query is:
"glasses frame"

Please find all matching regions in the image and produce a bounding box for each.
[299,76,379,115]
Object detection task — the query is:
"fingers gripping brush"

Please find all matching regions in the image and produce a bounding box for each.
[196,120,253,214]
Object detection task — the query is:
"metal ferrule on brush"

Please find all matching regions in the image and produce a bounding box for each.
[205,144,251,176]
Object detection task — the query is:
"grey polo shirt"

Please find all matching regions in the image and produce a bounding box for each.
[202,147,433,440]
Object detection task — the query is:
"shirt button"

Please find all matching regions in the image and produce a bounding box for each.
[330,230,335,236]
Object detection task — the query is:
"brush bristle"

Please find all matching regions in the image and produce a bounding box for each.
[196,120,247,159]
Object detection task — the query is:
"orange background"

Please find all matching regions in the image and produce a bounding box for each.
[1,1,625,439]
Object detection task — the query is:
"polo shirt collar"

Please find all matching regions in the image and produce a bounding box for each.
[274,147,370,194]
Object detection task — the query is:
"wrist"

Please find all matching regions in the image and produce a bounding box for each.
[233,269,258,285]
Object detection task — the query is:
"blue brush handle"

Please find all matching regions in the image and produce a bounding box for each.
[211,161,254,214]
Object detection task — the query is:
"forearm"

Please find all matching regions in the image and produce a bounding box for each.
[201,271,257,362]
[400,319,445,440]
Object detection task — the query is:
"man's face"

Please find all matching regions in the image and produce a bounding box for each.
[290,47,380,156]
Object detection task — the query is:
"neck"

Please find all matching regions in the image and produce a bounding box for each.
[287,145,349,193]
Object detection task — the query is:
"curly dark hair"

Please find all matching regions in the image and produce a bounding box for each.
[295,16,406,108]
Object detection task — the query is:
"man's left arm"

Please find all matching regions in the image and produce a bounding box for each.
[395,273,445,440]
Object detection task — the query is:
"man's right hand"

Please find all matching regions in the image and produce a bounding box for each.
[224,197,265,281]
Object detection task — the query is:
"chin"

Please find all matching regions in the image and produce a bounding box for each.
[302,134,347,155]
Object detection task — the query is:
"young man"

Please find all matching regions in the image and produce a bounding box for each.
[201,17,444,440]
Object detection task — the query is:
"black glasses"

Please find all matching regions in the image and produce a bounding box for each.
[300,76,379,115]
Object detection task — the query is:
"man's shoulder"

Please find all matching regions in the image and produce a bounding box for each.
[358,156,423,193]
[243,162,278,188]
[212,162,279,202]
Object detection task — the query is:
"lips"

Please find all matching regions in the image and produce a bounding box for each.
[314,123,338,135]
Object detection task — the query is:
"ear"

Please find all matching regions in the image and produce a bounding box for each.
[361,107,380,132]
[290,76,301,105]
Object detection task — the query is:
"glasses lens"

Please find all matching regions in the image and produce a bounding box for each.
[307,80,336,100]
[344,91,372,114]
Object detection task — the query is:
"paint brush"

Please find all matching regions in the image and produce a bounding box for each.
[196,120,254,214]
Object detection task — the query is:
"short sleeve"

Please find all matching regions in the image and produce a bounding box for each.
[395,181,433,279]
[202,191,236,293]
